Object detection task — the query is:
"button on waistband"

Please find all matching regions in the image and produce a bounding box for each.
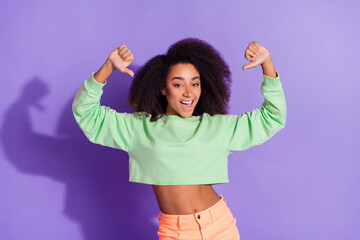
[197,214,200,219]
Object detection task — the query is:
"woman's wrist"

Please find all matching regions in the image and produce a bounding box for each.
[261,56,276,78]
[94,59,116,84]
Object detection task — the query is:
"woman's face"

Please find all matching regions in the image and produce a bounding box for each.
[161,63,201,118]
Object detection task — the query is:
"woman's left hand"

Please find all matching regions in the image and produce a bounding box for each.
[242,41,271,70]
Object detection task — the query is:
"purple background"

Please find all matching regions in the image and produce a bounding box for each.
[1,0,359,239]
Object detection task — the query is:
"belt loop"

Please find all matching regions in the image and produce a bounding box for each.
[208,208,214,222]
[177,215,182,238]
[158,212,162,222]
[177,215,182,230]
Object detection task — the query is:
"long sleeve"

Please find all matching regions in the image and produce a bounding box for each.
[226,70,286,153]
[72,72,135,152]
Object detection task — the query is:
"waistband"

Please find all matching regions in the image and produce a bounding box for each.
[158,194,228,225]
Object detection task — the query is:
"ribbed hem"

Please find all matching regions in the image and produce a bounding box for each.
[262,70,282,89]
[129,178,229,185]
[84,72,107,93]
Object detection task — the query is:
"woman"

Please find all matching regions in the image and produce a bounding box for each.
[72,38,286,239]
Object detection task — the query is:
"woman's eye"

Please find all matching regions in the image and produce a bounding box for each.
[193,83,199,87]
[174,84,181,87]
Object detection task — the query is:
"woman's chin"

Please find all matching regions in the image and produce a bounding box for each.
[179,112,194,118]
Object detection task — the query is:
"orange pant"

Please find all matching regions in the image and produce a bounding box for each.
[157,195,240,240]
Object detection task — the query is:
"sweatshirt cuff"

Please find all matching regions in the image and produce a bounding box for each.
[84,72,107,93]
[261,70,282,90]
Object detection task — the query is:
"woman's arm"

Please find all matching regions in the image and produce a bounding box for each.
[72,44,137,152]
[225,42,286,153]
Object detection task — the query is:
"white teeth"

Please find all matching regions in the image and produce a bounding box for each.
[180,100,193,105]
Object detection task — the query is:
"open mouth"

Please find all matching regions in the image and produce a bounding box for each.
[180,100,194,109]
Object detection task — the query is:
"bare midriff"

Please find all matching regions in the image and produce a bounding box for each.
[152,184,221,215]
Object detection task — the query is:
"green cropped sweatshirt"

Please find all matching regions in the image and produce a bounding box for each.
[72,71,286,185]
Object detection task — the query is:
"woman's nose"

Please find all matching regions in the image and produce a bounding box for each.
[183,87,193,97]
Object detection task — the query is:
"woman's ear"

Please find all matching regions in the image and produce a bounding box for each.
[161,88,166,96]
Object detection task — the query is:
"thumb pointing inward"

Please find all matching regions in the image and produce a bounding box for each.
[123,68,134,77]
[242,62,257,70]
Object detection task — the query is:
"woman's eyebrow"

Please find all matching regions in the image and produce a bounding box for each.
[171,76,200,81]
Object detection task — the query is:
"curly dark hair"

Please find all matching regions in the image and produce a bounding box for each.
[128,38,232,122]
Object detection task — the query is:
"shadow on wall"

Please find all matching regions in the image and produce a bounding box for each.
[0,67,159,240]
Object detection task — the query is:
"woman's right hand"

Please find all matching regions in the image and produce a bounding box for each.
[108,44,134,77]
